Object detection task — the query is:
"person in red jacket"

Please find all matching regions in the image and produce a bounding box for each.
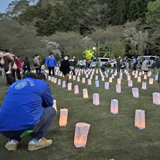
[16,56,21,80]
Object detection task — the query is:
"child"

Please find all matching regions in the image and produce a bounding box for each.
[152,60,157,74]
[41,64,46,74]
[101,65,105,75]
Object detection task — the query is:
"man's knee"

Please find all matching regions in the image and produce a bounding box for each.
[44,107,56,117]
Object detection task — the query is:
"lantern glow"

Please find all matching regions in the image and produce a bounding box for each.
[59,108,68,127]
[135,110,145,130]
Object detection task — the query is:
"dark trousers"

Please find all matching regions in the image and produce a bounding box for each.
[0,107,56,141]
[71,70,75,75]
[36,67,41,73]
[16,69,21,80]
[48,67,55,76]
[133,64,137,70]
[117,64,121,72]
[12,70,16,82]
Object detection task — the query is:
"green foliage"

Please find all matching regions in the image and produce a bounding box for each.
[146,0,160,24]
[84,49,94,60]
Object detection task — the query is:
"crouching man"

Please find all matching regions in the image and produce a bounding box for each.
[0,72,57,151]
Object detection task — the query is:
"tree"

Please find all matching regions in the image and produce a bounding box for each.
[83,49,94,60]
[146,0,160,24]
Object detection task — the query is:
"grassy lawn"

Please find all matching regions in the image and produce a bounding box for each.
[0,68,160,160]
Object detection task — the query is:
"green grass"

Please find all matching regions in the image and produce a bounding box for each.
[0,69,160,160]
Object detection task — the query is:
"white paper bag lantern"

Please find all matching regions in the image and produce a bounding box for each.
[153,92,160,105]
[90,75,93,79]
[117,78,121,84]
[132,88,139,98]
[68,83,72,91]
[136,70,138,74]
[62,81,66,88]
[116,84,121,93]
[135,110,145,130]
[111,69,113,73]
[96,69,98,74]
[142,82,147,90]
[106,74,108,78]
[86,74,88,78]
[74,85,79,94]
[127,75,131,81]
[77,76,80,82]
[102,76,105,81]
[144,75,147,80]
[149,78,154,85]
[110,99,118,115]
[132,71,135,76]
[59,108,68,127]
[57,79,61,85]
[139,72,142,76]
[95,81,99,87]
[142,71,144,74]
[74,122,90,148]
[107,69,109,73]
[148,71,151,77]
[105,82,109,90]
[93,93,100,105]
[155,75,158,81]
[54,78,57,84]
[82,78,85,83]
[48,76,51,81]
[112,74,114,78]
[73,75,76,80]
[128,80,133,87]
[60,73,63,77]
[95,75,98,80]
[88,79,91,85]
[134,74,138,78]
[83,89,88,98]
[51,77,54,82]
[137,76,141,82]
[109,77,112,83]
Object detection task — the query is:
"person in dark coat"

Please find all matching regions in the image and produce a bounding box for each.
[23,57,30,75]
[69,56,77,75]
[60,56,70,83]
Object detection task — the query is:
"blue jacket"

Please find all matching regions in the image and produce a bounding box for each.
[0,77,53,131]
[45,56,57,67]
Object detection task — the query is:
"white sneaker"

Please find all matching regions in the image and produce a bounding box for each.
[6,71,11,74]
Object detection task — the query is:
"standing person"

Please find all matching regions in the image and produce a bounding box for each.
[125,56,129,71]
[101,64,105,75]
[34,54,41,73]
[0,72,57,151]
[45,53,57,77]
[116,56,121,72]
[142,59,149,73]
[155,56,159,72]
[69,56,77,75]
[60,56,70,83]
[23,57,30,75]
[132,56,137,71]
[16,56,21,80]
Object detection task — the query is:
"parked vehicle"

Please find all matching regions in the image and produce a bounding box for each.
[90,57,112,67]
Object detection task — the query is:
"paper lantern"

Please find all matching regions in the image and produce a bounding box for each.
[77,76,80,82]
[54,78,57,84]
[106,74,108,78]
[86,74,88,78]
[111,69,113,73]
[96,69,98,74]
[114,72,117,76]
[73,75,76,80]
[105,82,109,90]
[117,78,121,85]
[127,75,131,81]
[59,108,68,127]
[132,71,135,76]
[95,75,98,80]
[132,88,139,98]
[102,76,105,81]
[142,82,147,90]
[83,89,88,98]
[134,74,138,79]
[149,78,154,85]
[139,72,142,76]
[60,73,63,77]
[107,69,109,73]
[74,85,79,94]
[53,100,57,112]
[128,80,133,87]
[155,75,158,81]
[82,78,85,83]
[109,77,112,83]
[112,74,114,78]
[142,71,144,75]
[95,81,99,87]
[153,92,160,105]
[144,75,147,80]
[33,70,36,73]
[57,79,61,85]
[68,83,72,91]
[62,81,66,88]
[74,122,90,148]
[90,75,93,79]
[110,99,118,115]
[48,76,51,81]
[88,79,91,85]
[137,76,141,82]
[93,93,100,105]
[51,77,54,82]
[135,110,145,130]
[148,71,151,77]
[116,84,121,93]
[136,70,138,74]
